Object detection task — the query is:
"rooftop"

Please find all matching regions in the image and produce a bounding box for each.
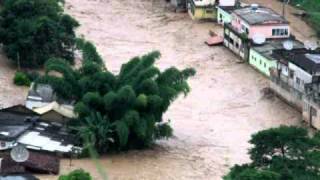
[27,84,55,103]
[233,6,288,25]
[252,39,304,60]
[272,48,320,74]
[0,106,80,154]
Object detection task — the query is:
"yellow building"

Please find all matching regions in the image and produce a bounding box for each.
[187,0,217,20]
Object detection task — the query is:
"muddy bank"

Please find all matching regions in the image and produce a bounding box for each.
[36,0,308,179]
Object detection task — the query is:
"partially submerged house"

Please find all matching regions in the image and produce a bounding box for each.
[0,105,80,154]
[26,84,55,110]
[224,4,290,61]
[216,0,239,25]
[33,102,76,124]
[187,0,216,20]
[171,0,187,12]
[270,49,320,117]
[249,39,304,77]
[217,6,238,25]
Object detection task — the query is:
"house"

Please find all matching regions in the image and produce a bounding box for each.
[217,6,237,25]
[269,49,320,113]
[26,83,56,110]
[231,5,289,39]
[223,4,290,61]
[0,107,36,150]
[223,23,250,61]
[33,101,76,124]
[0,105,81,154]
[187,0,217,20]
[249,39,304,77]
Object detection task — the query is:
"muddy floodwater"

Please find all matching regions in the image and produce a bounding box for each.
[4,0,315,179]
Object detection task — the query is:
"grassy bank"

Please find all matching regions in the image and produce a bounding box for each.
[288,0,320,37]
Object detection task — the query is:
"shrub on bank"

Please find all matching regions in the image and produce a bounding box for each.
[13,71,31,86]
[58,169,92,180]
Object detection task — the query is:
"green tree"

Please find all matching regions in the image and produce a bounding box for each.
[37,47,195,152]
[0,0,79,67]
[58,169,92,180]
[225,126,320,180]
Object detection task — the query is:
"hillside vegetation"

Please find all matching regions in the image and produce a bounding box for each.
[288,0,320,37]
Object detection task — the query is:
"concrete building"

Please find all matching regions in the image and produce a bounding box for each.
[217,6,237,25]
[187,0,217,20]
[269,49,320,123]
[223,23,250,61]
[231,5,290,39]
[249,39,304,77]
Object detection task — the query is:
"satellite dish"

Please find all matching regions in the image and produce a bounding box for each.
[304,40,318,50]
[10,145,29,163]
[253,34,266,45]
[283,40,293,50]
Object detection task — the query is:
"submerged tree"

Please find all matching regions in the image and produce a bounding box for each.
[37,45,195,152]
[0,0,79,67]
[224,126,320,180]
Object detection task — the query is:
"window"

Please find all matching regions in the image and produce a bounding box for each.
[264,63,266,68]
[230,38,234,44]
[206,10,213,14]
[260,60,262,65]
[289,70,294,79]
[272,28,289,36]
[235,42,239,48]
[296,77,300,85]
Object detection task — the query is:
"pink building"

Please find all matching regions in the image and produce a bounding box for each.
[231,5,290,39]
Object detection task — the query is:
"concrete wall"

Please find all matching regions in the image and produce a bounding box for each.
[303,98,320,129]
[249,49,277,77]
[270,80,303,111]
[217,7,232,24]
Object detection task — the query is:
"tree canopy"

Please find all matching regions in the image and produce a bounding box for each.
[37,42,195,152]
[225,126,320,180]
[0,0,79,67]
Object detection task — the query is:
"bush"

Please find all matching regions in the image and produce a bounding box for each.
[13,71,31,86]
[0,0,79,67]
[58,169,92,180]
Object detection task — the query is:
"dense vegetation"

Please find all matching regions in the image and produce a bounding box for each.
[0,0,79,67]
[36,39,195,152]
[58,169,92,180]
[13,71,31,86]
[286,0,320,37]
[224,126,320,180]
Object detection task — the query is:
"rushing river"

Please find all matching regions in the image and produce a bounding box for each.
[35,0,317,179]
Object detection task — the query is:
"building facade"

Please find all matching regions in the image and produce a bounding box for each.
[223,23,250,61]
[187,0,217,20]
[249,39,304,77]
[231,5,290,39]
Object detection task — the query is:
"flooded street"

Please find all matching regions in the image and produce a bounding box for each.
[0,0,314,179]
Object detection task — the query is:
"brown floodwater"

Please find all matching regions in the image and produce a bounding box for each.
[0,0,315,179]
